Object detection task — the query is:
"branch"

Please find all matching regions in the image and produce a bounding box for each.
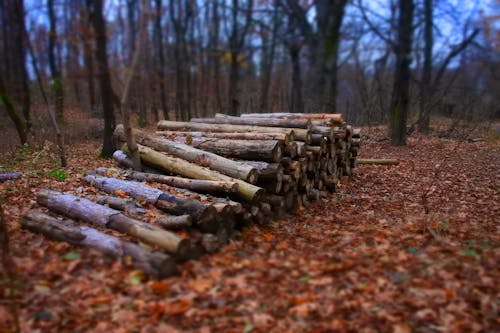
[357,0,395,49]
[432,28,480,87]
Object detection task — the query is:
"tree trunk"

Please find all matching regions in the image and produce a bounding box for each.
[120,0,150,170]
[0,77,27,144]
[417,0,433,134]
[89,0,116,157]
[47,0,64,123]
[389,0,414,145]
[22,210,178,278]
[154,0,169,119]
[289,43,305,114]
[37,189,189,256]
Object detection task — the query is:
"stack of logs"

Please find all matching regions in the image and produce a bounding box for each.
[22,113,360,278]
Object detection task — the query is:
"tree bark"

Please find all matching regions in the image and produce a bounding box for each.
[22,210,178,278]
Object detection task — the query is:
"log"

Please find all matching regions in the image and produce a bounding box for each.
[0,172,20,182]
[284,142,298,158]
[82,174,218,232]
[84,194,147,215]
[157,120,311,143]
[95,167,239,194]
[21,210,178,278]
[123,144,264,202]
[311,125,334,140]
[36,189,189,256]
[261,193,285,208]
[240,112,343,123]
[171,136,283,163]
[356,158,399,165]
[115,125,258,183]
[112,150,163,174]
[156,215,192,230]
[208,113,312,128]
[113,150,134,169]
[156,131,293,145]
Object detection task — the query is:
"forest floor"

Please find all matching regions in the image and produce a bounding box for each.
[0,124,499,333]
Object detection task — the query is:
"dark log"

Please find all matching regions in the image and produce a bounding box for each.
[21,210,178,278]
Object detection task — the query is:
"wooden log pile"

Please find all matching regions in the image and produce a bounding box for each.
[22,113,360,278]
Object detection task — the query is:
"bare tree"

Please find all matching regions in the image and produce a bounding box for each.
[47,0,64,123]
[227,0,254,116]
[389,0,414,145]
[88,0,116,157]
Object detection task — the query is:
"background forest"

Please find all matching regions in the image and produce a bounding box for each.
[1,0,499,155]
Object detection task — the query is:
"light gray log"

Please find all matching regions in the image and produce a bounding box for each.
[21,210,177,278]
[95,167,239,194]
[0,172,21,182]
[82,174,218,232]
[36,190,189,256]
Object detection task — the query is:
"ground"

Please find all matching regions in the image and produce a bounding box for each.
[0,126,498,333]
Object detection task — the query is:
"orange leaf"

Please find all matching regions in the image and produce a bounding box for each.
[188,277,213,293]
[114,189,128,198]
[263,233,274,241]
[150,280,170,295]
[165,298,191,315]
